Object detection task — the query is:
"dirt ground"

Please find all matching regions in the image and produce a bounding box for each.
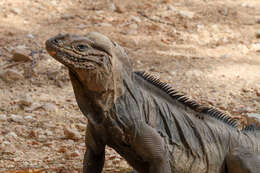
[0,0,260,172]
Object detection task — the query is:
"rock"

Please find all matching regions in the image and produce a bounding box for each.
[18,94,33,107]
[24,103,42,112]
[27,34,34,39]
[0,69,24,82]
[178,10,194,19]
[256,31,260,39]
[70,150,80,157]
[129,16,141,23]
[24,115,33,121]
[129,23,138,30]
[241,2,254,8]
[2,141,11,146]
[251,43,260,52]
[45,130,53,136]
[6,132,18,138]
[77,24,87,29]
[58,147,67,153]
[41,103,57,112]
[98,23,112,27]
[167,5,175,11]
[0,114,7,121]
[107,0,116,11]
[61,14,74,20]
[47,71,59,80]
[256,89,260,97]
[76,123,86,131]
[10,114,24,123]
[38,134,47,142]
[12,48,32,61]
[127,23,138,35]
[10,8,21,15]
[257,19,260,24]
[63,127,81,141]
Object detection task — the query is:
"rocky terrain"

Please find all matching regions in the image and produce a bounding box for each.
[0,0,260,172]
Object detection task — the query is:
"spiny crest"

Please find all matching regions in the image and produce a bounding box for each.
[135,71,239,128]
[242,124,260,131]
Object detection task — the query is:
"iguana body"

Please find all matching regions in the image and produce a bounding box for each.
[46,32,260,173]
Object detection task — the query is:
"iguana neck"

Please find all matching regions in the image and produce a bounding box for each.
[69,70,115,125]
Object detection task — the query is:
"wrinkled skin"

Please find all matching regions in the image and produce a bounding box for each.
[46,32,260,173]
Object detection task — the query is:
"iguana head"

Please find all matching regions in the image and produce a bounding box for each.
[46,32,132,94]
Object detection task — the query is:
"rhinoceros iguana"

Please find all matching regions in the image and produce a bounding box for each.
[46,32,260,173]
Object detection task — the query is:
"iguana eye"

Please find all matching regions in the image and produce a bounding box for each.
[76,44,88,52]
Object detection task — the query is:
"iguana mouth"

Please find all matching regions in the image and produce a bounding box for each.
[45,39,96,70]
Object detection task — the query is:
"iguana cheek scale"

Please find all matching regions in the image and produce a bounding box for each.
[46,32,260,173]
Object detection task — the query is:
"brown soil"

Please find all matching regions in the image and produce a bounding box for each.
[0,0,260,172]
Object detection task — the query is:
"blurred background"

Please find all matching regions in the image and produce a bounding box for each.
[0,0,260,172]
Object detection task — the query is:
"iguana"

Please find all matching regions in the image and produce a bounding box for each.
[45,32,260,173]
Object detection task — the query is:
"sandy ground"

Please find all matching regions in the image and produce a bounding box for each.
[0,0,260,172]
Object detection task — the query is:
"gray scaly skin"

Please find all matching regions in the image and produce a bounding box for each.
[46,32,260,173]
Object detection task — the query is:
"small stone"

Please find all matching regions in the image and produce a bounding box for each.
[12,48,32,62]
[70,150,80,157]
[38,134,47,142]
[241,2,254,8]
[6,132,18,138]
[108,1,116,11]
[129,23,138,30]
[47,71,59,80]
[256,90,260,97]
[58,147,67,153]
[18,94,33,107]
[0,114,7,121]
[0,69,24,82]
[178,10,194,19]
[10,8,21,15]
[61,14,74,20]
[79,143,85,147]
[63,127,81,141]
[41,103,57,112]
[27,34,34,39]
[77,24,87,29]
[98,23,112,27]
[29,130,37,138]
[10,114,24,123]
[251,43,260,52]
[45,130,53,136]
[2,141,11,145]
[24,115,33,121]
[167,5,175,11]
[129,16,141,23]
[76,123,86,131]
[256,31,260,39]
[257,19,260,24]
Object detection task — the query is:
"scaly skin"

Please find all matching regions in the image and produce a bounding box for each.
[46,32,260,173]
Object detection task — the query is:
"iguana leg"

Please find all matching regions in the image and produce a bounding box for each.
[133,123,171,173]
[83,125,105,173]
[226,146,260,173]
